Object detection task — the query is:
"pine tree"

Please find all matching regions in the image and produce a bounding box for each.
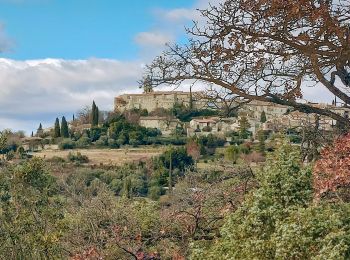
[260,111,267,123]
[61,116,69,138]
[38,123,43,131]
[54,118,61,138]
[31,131,34,137]
[91,101,99,126]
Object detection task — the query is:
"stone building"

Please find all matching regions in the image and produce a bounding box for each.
[139,116,182,136]
[187,117,239,137]
[114,91,206,113]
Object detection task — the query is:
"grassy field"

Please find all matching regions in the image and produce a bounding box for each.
[34,147,165,166]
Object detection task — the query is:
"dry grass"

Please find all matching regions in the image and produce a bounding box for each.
[34,147,165,166]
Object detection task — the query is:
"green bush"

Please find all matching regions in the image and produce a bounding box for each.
[76,136,91,148]
[95,135,108,147]
[67,152,89,163]
[58,139,76,150]
[148,185,162,200]
[107,138,118,148]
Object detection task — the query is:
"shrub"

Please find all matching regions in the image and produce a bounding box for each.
[108,138,118,148]
[67,152,89,163]
[76,136,91,148]
[148,185,162,200]
[95,135,108,147]
[58,139,76,150]
[129,139,141,147]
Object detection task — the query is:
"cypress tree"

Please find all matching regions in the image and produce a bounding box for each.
[257,130,266,154]
[61,116,69,138]
[260,111,267,123]
[36,123,43,137]
[54,118,61,138]
[91,101,99,126]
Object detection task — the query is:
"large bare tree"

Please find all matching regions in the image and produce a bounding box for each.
[195,86,248,117]
[142,0,350,126]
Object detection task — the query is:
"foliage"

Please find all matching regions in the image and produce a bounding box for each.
[75,136,92,148]
[313,133,350,201]
[54,117,61,138]
[238,116,251,139]
[0,130,9,155]
[257,129,266,153]
[0,158,64,258]
[61,116,69,138]
[58,138,76,150]
[191,143,316,259]
[260,111,267,123]
[172,103,218,122]
[91,101,99,127]
[67,152,89,163]
[225,145,240,164]
[143,0,350,126]
[186,139,201,162]
[157,147,194,172]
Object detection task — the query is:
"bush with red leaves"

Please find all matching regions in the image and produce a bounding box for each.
[313,133,350,201]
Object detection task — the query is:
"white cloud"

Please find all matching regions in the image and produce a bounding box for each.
[155,8,198,22]
[134,31,173,47]
[0,58,144,133]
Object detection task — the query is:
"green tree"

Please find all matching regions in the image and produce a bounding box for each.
[260,110,267,123]
[91,101,99,127]
[54,117,61,138]
[225,145,240,164]
[257,130,266,154]
[0,158,64,258]
[191,143,350,259]
[238,116,251,139]
[36,123,44,137]
[61,116,69,138]
[0,130,9,159]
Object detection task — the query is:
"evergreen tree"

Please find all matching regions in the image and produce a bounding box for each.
[257,130,266,154]
[54,118,61,138]
[260,110,267,123]
[239,116,251,139]
[31,131,34,137]
[36,123,43,137]
[61,116,69,138]
[91,101,99,126]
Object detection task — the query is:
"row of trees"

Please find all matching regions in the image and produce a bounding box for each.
[53,116,69,138]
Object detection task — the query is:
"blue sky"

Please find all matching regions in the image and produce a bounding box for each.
[0,0,206,133]
[0,0,194,60]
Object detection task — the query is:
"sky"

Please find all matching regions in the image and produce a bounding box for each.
[0,0,205,133]
[0,0,333,134]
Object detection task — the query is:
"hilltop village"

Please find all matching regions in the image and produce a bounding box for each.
[18,88,350,154]
[115,89,349,138]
